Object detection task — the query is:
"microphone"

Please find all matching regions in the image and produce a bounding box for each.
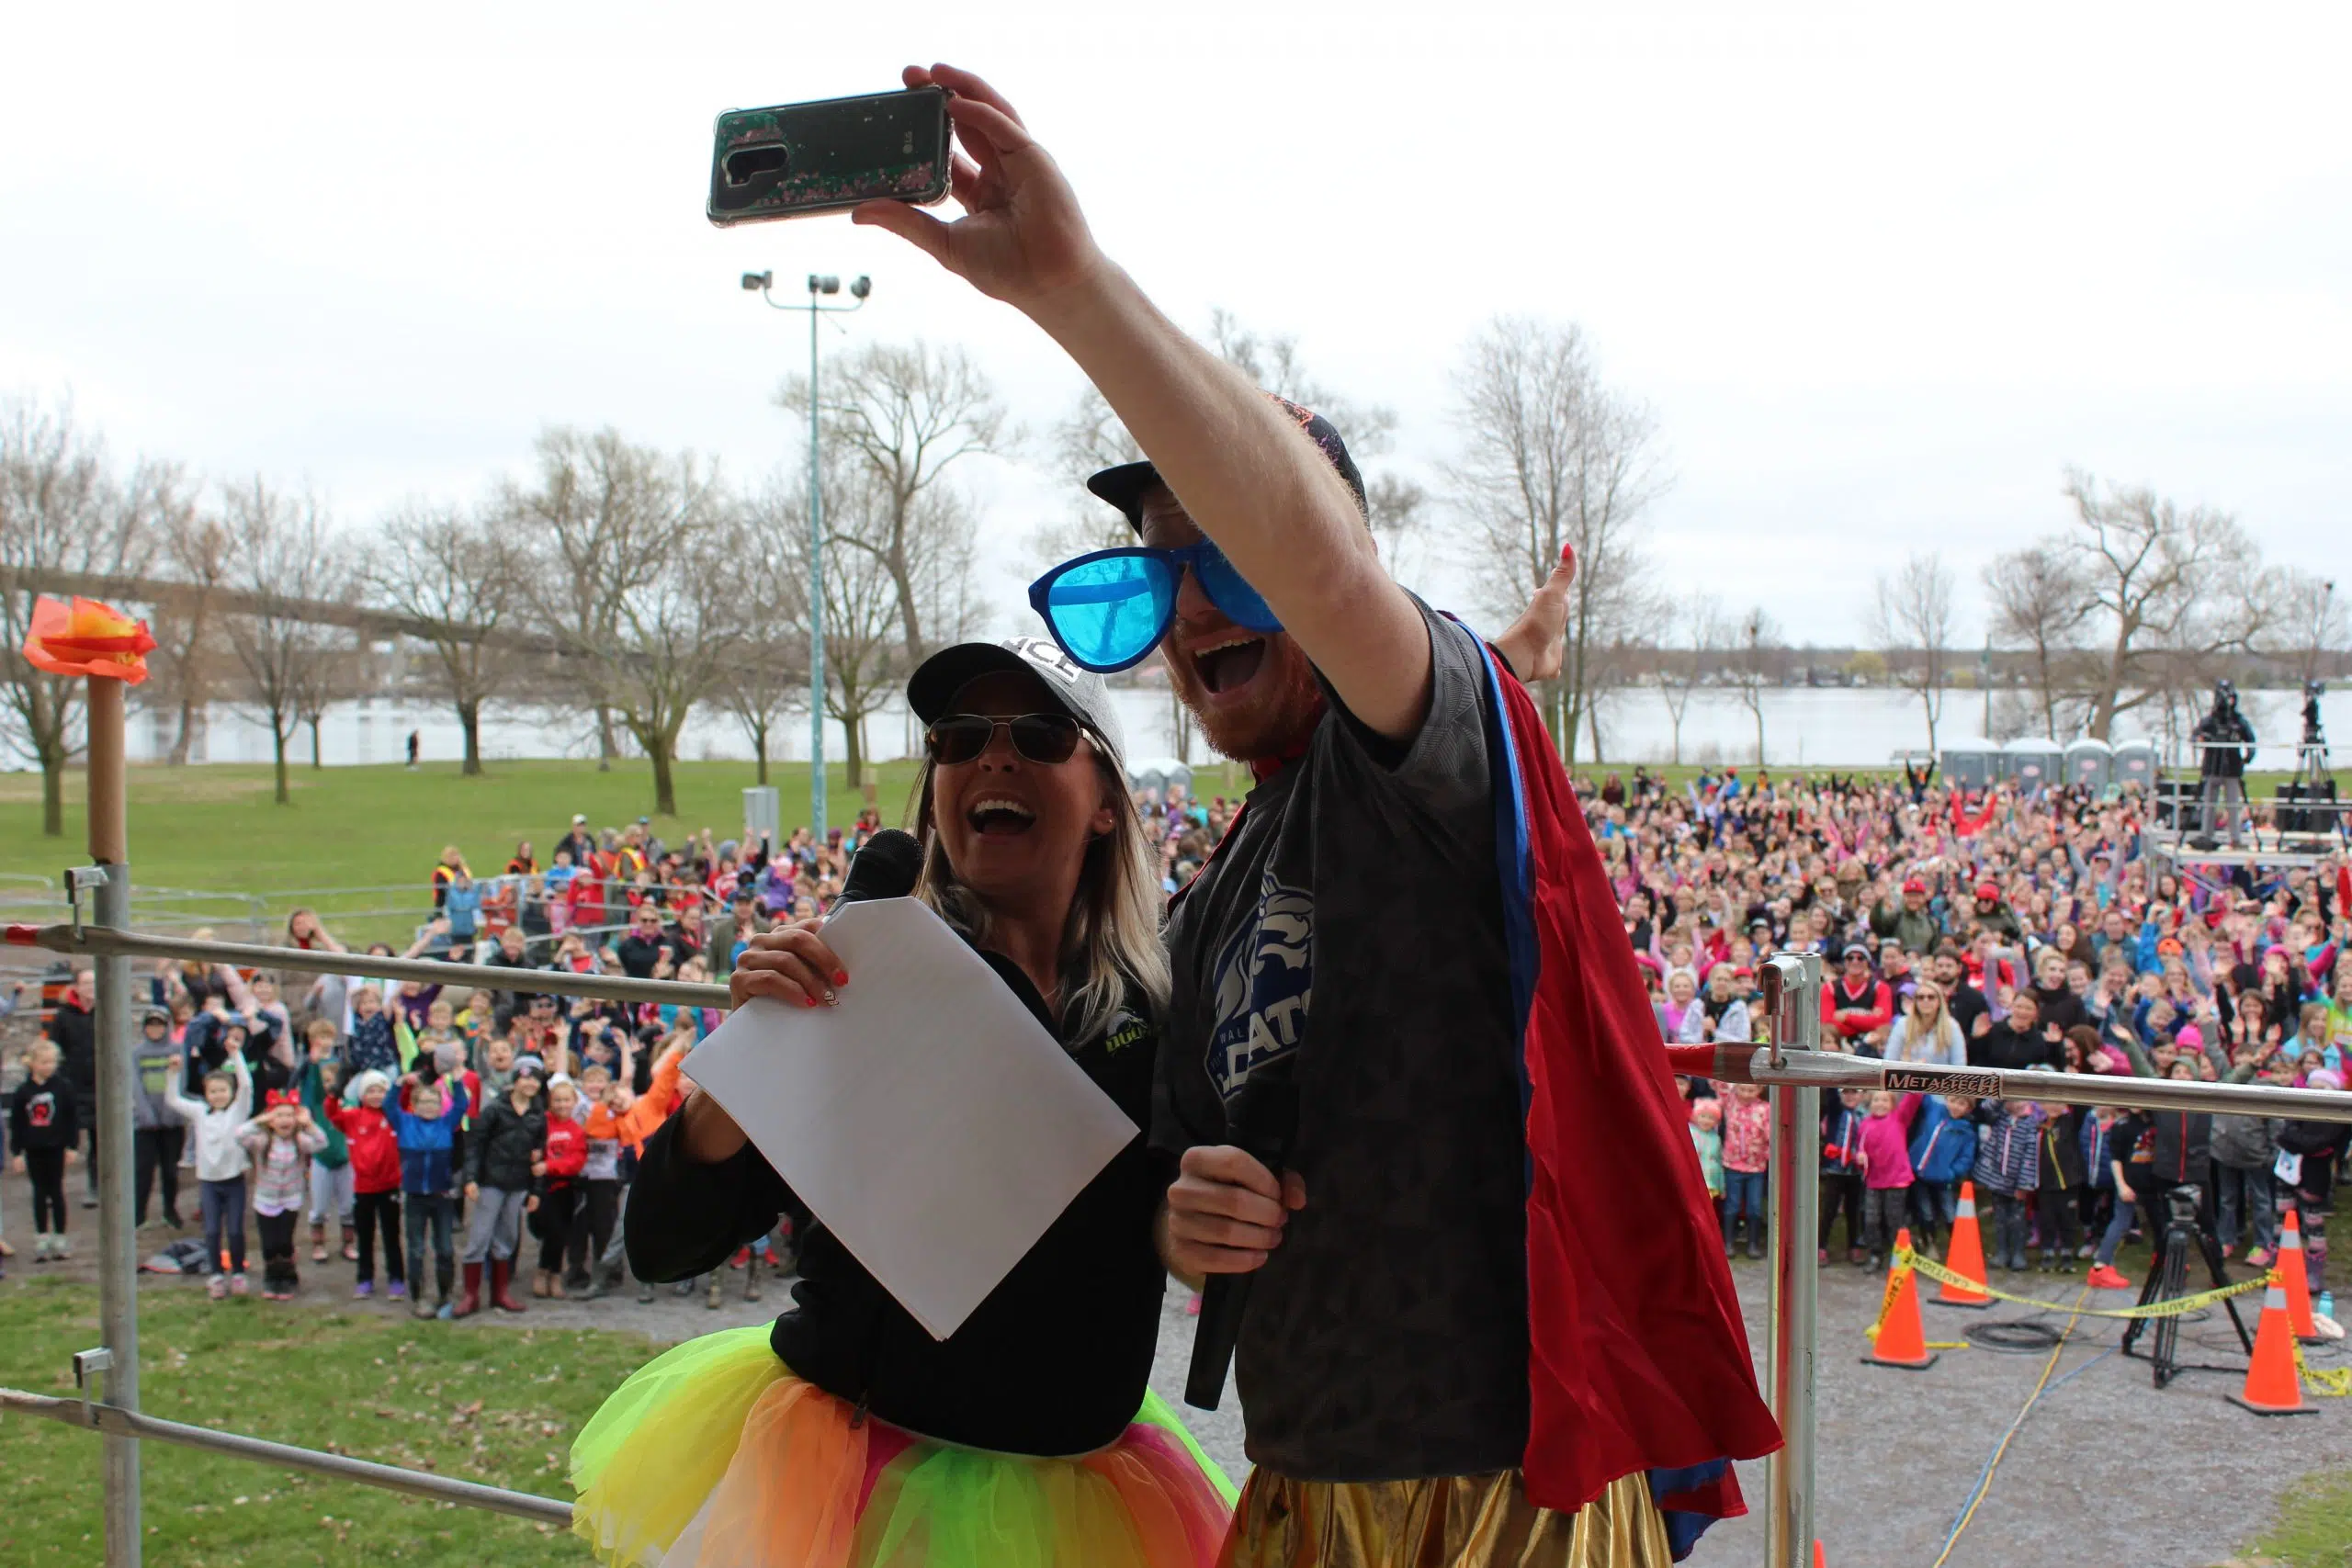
[832,829,922,908]
[1184,1059,1299,1411]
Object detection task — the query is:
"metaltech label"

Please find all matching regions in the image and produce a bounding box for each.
[1884,1068,2002,1098]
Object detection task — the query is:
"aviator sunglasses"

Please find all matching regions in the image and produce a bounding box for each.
[1026,542,1282,674]
[923,713,1086,767]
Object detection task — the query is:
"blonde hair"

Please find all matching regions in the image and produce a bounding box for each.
[908,737,1170,1044]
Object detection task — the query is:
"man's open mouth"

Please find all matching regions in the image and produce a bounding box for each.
[967,798,1036,839]
[1192,634,1267,695]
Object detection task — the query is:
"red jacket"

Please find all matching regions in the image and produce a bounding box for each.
[541,1116,587,1184]
[1822,977,1894,1040]
[327,1099,400,1194]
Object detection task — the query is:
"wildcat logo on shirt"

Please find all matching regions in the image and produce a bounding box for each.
[1206,876,1313,1100]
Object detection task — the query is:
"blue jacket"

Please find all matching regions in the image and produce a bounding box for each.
[1973,1105,2044,1195]
[388,1082,469,1195]
[2080,1113,2125,1190]
[1820,1102,1866,1176]
[1908,1098,1980,1184]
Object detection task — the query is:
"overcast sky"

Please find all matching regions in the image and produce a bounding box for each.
[5,2,2346,647]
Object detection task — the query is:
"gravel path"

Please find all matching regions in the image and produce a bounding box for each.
[7,1177,2344,1566]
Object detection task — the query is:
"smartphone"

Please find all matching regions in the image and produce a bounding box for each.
[707,86,952,226]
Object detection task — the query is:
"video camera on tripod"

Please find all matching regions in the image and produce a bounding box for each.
[2121,1180,2256,1389]
[2278,678,2339,838]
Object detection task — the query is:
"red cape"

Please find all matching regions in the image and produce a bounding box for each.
[1473,642,1781,1551]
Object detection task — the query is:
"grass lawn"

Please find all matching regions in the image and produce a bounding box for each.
[0,759,940,946]
[2248,1470,2352,1566]
[0,1278,650,1566]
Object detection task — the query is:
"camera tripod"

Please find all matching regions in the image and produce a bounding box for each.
[2119,1183,2255,1389]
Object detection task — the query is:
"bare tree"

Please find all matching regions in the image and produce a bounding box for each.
[778,340,1003,667]
[712,510,808,785]
[507,427,718,769]
[218,479,349,806]
[370,501,526,775]
[1729,606,1781,765]
[151,496,231,764]
[1868,550,1958,756]
[1656,596,1729,765]
[2266,573,2343,687]
[1983,541,2090,740]
[0,398,159,833]
[2053,470,2268,740]
[1446,316,1665,765]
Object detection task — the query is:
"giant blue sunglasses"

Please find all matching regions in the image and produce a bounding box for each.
[1026,543,1283,674]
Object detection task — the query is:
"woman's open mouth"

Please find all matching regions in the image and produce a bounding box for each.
[967,798,1037,839]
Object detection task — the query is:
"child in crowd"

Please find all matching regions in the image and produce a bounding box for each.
[459,1055,546,1316]
[239,1091,327,1300]
[166,1049,254,1298]
[1974,1099,2046,1272]
[477,1035,518,1111]
[570,1065,624,1297]
[1721,1081,1772,1259]
[1819,1087,1866,1265]
[8,1041,80,1261]
[299,1020,356,1262]
[2088,1109,2151,1290]
[345,986,398,1077]
[1906,1094,1978,1259]
[327,1070,405,1301]
[1855,1090,1919,1273]
[532,1076,589,1298]
[1689,1098,1724,1213]
[2033,1102,2087,1271]
[130,1006,186,1229]
[2276,1068,2347,1303]
[389,1070,469,1319]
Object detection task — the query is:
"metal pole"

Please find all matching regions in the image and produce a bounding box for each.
[0,1386,573,1528]
[6,924,730,1011]
[808,281,828,847]
[1762,953,1820,1568]
[84,677,141,1567]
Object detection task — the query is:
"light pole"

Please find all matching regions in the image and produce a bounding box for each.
[743,269,870,844]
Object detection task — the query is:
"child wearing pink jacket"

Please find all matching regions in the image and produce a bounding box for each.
[1854,1090,1923,1270]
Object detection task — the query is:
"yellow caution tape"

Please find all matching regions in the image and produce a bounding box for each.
[1860,1254,1972,1348]
[1893,1246,2267,1321]
[2292,1344,2352,1398]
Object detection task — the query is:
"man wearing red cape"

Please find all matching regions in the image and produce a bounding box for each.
[855,63,1780,1567]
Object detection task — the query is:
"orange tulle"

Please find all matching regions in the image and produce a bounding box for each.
[571,1325,1235,1568]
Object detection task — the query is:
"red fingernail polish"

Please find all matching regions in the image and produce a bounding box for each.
[833,972,849,986]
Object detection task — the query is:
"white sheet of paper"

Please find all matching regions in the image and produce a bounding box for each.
[681,897,1137,1340]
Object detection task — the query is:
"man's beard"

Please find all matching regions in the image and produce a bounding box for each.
[1165,637,1326,763]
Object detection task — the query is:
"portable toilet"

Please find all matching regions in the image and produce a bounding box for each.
[2111,739,2156,794]
[2003,736,2064,795]
[2064,738,2113,793]
[1939,741,2000,793]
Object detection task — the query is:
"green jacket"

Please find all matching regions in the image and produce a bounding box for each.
[1869,898,1941,956]
[298,1058,350,1168]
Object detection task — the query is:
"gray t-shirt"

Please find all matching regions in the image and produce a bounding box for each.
[1152,601,1529,1481]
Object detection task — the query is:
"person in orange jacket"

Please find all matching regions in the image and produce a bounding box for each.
[584,1040,688,1300]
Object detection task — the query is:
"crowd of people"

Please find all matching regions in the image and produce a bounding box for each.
[1595,765,2351,1304]
[0,806,902,1305]
[5,772,2346,1321]
[6,773,2348,1315]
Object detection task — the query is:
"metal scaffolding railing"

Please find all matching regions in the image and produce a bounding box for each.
[7,916,2352,1567]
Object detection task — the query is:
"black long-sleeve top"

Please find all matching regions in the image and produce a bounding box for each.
[626,953,1165,1457]
[9,1074,81,1151]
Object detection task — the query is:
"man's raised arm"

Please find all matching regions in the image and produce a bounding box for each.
[854,63,1435,742]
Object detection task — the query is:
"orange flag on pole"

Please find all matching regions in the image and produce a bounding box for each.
[20,595,153,683]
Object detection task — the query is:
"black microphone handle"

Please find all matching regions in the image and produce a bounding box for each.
[1182,1069,1298,1411]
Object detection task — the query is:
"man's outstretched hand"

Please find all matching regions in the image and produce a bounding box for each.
[1493,544,1577,683]
[852,64,1106,314]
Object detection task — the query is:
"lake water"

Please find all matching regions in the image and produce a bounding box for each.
[133,683,2348,774]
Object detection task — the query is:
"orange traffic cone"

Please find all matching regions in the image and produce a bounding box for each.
[2225,1272,2314,1417]
[1863,1229,1939,1371]
[2277,1210,2319,1339]
[1937,1181,1991,1308]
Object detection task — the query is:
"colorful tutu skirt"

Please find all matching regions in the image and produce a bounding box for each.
[571,1325,1238,1568]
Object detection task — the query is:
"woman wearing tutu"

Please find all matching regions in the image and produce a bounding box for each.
[571,637,1234,1568]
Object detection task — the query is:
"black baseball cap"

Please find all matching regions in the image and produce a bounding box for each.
[1086,397,1366,529]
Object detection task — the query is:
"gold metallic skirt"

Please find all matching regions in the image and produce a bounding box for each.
[1217,1468,1674,1568]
